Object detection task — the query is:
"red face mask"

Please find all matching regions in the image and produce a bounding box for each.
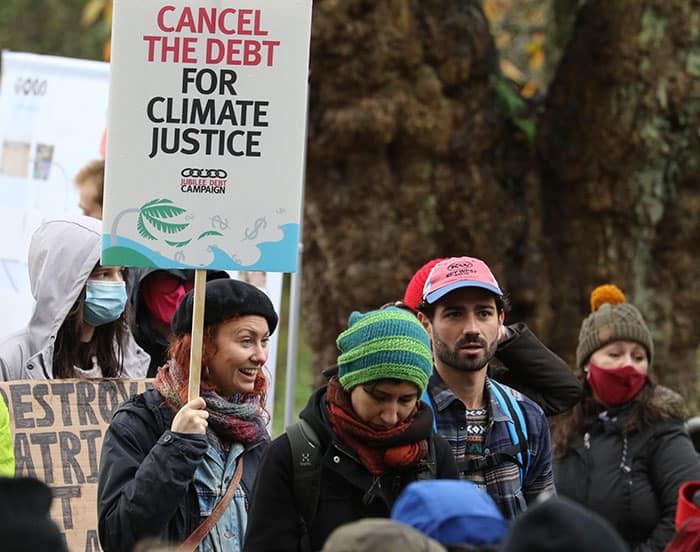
[587,363,647,407]
[140,276,194,326]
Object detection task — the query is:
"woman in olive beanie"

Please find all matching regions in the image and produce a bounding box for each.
[552,285,700,552]
[244,306,458,552]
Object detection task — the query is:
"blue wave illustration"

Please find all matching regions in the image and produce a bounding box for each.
[102,223,300,272]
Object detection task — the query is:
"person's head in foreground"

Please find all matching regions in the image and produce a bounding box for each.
[391,479,507,551]
[500,495,629,552]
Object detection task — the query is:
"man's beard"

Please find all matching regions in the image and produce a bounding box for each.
[433,333,498,373]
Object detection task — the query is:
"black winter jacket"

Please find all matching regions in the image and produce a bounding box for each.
[97,388,267,551]
[555,385,700,552]
[243,386,459,552]
[490,322,582,416]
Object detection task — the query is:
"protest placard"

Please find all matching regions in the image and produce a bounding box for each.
[0,379,152,552]
[0,52,109,336]
[102,1,313,272]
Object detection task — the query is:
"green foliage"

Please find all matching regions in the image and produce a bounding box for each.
[80,0,106,27]
[271,274,314,438]
[0,0,105,63]
[493,77,536,144]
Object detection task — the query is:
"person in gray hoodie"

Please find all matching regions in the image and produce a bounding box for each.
[0,216,149,380]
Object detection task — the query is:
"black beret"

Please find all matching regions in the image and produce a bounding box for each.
[171,278,278,336]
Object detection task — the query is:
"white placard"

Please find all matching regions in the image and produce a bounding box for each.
[102,1,312,273]
[0,51,110,336]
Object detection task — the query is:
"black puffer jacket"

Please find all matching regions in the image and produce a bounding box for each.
[97,388,267,551]
[490,322,582,416]
[243,386,459,552]
[555,385,700,552]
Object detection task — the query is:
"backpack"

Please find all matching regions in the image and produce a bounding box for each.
[286,418,438,552]
[421,378,530,484]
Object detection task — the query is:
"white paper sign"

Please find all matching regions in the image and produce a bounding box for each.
[0,51,109,336]
[102,1,312,272]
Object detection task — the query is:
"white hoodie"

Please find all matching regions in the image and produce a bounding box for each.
[0,216,149,380]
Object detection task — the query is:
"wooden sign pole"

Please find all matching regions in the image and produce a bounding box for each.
[187,269,207,401]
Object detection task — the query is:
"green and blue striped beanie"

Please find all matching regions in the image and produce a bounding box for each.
[336,307,433,394]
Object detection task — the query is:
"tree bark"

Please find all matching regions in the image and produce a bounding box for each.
[538,0,700,404]
[303,1,533,380]
[301,0,699,403]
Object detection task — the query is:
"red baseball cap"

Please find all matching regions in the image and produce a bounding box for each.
[422,256,502,304]
[403,258,445,312]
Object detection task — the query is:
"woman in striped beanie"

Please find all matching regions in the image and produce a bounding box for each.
[245,306,458,552]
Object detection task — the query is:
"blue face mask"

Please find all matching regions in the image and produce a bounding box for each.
[83,280,127,326]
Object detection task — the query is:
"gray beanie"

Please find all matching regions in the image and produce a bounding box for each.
[576,284,653,368]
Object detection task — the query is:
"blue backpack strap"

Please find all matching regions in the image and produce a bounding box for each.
[421,389,438,432]
[489,379,530,484]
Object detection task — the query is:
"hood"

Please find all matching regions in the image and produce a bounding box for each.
[27,216,103,348]
[127,267,229,337]
[647,384,688,420]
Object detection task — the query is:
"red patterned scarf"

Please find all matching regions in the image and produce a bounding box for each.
[155,361,268,445]
[325,377,431,476]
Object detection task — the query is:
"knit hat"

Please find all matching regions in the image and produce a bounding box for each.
[322,518,446,552]
[391,480,507,547]
[171,278,278,336]
[422,256,502,305]
[500,495,629,552]
[576,284,653,368]
[336,307,433,394]
[403,258,445,312]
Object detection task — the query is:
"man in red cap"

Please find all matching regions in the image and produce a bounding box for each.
[403,257,580,417]
[416,256,556,518]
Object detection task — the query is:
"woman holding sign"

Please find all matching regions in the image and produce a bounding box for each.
[98,278,275,552]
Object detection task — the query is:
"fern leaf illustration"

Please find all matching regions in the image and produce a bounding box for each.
[143,204,187,219]
[142,211,190,234]
[142,198,174,208]
[197,230,224,240]
[165,239,192,248]
[141,198,187,219]
[136,213,157,240]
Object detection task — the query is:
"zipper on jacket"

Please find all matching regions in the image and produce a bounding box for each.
[362,476,382,505]
[619,434,631,474]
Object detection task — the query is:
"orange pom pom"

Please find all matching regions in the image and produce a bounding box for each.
[590,284,626,312]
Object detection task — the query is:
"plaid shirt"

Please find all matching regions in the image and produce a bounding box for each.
[428,371,555,518]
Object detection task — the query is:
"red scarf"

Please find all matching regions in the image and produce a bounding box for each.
[325,377,431,476]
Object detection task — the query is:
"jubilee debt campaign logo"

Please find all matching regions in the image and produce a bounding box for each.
[180,167,227,194]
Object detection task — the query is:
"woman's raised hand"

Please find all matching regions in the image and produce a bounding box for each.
[171,397,209,434]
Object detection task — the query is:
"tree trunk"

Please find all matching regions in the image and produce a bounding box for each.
[303,0,534,381]
[301,0,700,404]
[538,0,700,405]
